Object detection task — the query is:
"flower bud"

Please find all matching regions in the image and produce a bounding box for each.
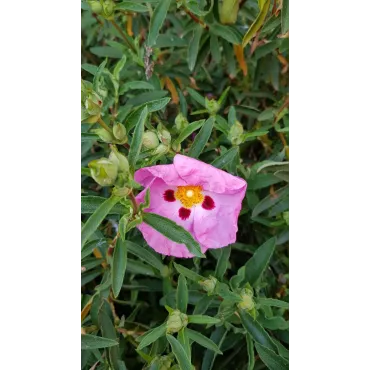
[112,186,131,197]
[205,98,220,115]
[157,123,171,145]
[81,80,103,124]
[158,356,172,370]
[228,121,244,145]
[112,122,127,142]
[166,310,188,334]
[220,0,239,25]
[237,288,255,311]
[92,128,114,143]
[88,158,118,187]
[171,141,181,152]
[142,131,160,150]
[102,0,115,19]
[199,276,218,294]
[109,147,129,173]
[152,143,169,156]
[87,0,103,14]
[175,112,188,132]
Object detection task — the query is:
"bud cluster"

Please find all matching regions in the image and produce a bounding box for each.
[92,122,128,145]
[228,120,244,145]
[166,310,188,334]
[81,80,103,124]
[87,0,115,20]
[237,285,256,316]
[199,276,218,295]
[142,123,172,156]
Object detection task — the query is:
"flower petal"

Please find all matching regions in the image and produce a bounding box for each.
[193,188,246,250]
[173,154,247,194]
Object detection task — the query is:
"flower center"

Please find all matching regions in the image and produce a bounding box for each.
[175,185,204,208]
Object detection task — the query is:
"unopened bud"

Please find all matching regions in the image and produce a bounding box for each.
[87,0,103,14]
[158,356,172,370]
[237,288,255,311]
[112,186,131,197]
[152,143,169,156]
[102,0,115,19]
[199,276,217,294]
[142,131,160,149]
[228,121,244,145]
[109,147,129,173]
[205,98,220,115]
[166,310,188,334]
[157,123,171,145]
[92,128,114,143]
[88,158,118,186]
[220,0,239,25]
[171,141,181,152]
[175,112,188,132]
[113,122,127,142]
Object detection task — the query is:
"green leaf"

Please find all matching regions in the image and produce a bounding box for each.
[93,59,107,91]
[214,246,231,280]
[186,0,214,16]
[176,274,188,313]
[242,0,271,48]
[243,237,276,286]
[255,343,289,370]
[125,241,164,272]
[81,196,120,247]
[137,323,167,350]
[112,238,128,298]
[128,105,149,168]
[239,310,277,352]
[178,328,191,359]
[211,147,239,169]
[113,55,127,81]
[209,23,242,45]
[173,263,204,282]
[143,213,204,258]
[147,0,172,47]
[258,298,289,309]
[188,315,221,325]
[252,185,289,218]
[186,328,222,354]
[120,81,154,94]
[201,327,227,370]
[174,120,205,145]
[81,196,125,215]
[188,25,203,72]
[210,35,221,63]
[188,116,215,158]
[81,334,118,350]
[166,334,193,370]
[186,87,205,106]
[90,46,123,59]
[115,2,148,12]
[246,333,255,370]
[281,0,289,34]
[193,295,214,315]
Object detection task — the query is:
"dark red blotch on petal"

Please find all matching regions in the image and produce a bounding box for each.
[179,207,191,220]
[202,195,215,210]
[163,189,176,202]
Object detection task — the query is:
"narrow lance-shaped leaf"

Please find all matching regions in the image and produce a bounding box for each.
[186,328,223,354]
[174,262,204,282]
[246,333,255,370]
[128,105,149,168]
[143,212,204,258]
[281,0,289,34]
[176,274,188,313]
[201,327,227,370]
[242,237,276,286]
[81,334,119,350]
[112,236,128,298]
[255,343,289,370]
[188,116,215,158]
[166,334,193,370]
[214,246,231,279]
[188,25,203,72]
[178,328,191,359]
[174,120,205,145]
[147,0,172,47]
[136,323,167,350]
[211,147,239,169]
[81,196,120,247]
[188,315,221,325]
[242,0,271,48]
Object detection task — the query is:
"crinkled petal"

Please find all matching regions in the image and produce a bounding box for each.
[193,187,246,250]
[174,154,246,194]
[136,178,198,258]
[134,162,187,188]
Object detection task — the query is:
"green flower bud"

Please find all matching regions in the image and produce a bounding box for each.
[175,112,188,132]
[228,121,244,145]
[166,310,188,334]
[237,288,255,311]
[81,80,103,124]
[102,0,115,19]
[109,148,129,173]
[157,123,171,145]
[171,141,181,152]
[199,276,218,294]
[142,131,160,149]
[88,158,118,187]
[112,122,127,142]
[112,186,131,197]
[92,128,114,143]
[220,0,239,25]
[205,98,220,115]
[87,0,103,14]
[158,356,172,370]
[152,143,169,156]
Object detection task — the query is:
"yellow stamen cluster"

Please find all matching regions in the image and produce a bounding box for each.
[175,185,204,208]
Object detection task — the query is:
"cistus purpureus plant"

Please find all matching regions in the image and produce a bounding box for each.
[81,0,289,368]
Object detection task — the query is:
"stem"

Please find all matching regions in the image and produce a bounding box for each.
[128,191,139,216]
[110,19,136,52]
[183,7,208,29]
[97,116,113,134]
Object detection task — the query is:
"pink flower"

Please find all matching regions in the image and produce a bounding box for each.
[135,154,247,258]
